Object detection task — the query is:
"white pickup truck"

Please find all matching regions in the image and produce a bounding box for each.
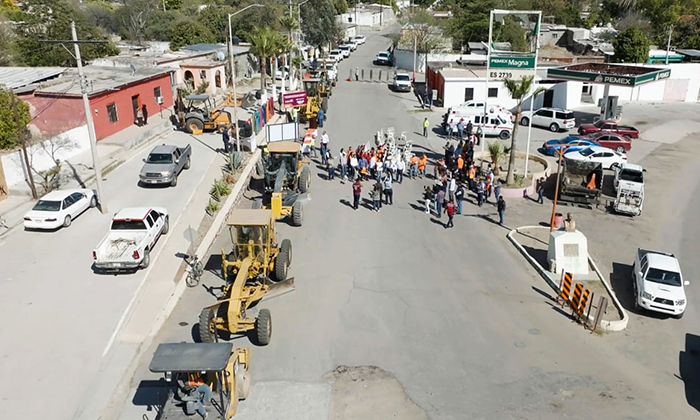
[613,163,644,216]
[93,207,169,273]
[633,248,688,318]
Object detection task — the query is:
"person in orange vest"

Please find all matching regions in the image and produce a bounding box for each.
[418,154,427,178]
[467,165,476,191]
[409,154,418,179]
[187,372,211,418]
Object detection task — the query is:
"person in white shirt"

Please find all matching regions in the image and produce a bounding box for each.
[390,159,398,181]
[339,149,348,182]
[320,131,330,164]
[448,175,457,201]
[396,158,405,184]
[376,159,383,181]
[369,154,377,178]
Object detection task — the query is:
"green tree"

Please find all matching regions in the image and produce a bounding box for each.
[164,0,183,9]
[613,27,650,63]
[502,76,546,185]
[495,16,527,52]
[197,4,234,43]
[674,15,700,49]
[0,0,18,12]
[0,14,16,65]
[448,0,496,47]
[145,9,183,40]
[169,18,215,50]
[399,8,446,54]
[300,0,342,50]
[249,25,283,98]
[0,89,30,150]
[11,0,119,66]
[114,0,159,43]
[332,0,348,14]
[229,4,281,42]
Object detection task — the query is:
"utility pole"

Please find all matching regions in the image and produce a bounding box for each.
[10,93,37,199]
[72,21,108,213]
[412,35,417,81]
[665,25,674,65]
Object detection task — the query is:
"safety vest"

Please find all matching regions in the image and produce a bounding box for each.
[188,373,204,387]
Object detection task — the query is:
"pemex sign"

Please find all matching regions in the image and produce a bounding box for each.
[489,56,536,69]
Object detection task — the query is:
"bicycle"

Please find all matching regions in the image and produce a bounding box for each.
[185,254,204,287]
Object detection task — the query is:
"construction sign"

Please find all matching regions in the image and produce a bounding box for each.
[282,91,307,107]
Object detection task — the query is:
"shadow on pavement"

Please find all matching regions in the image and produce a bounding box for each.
[204,252,224,280]
[429,217,445,227]
[679,333,700,413]
[131,380,166,410]
[610,262,635,313]
[522,244,548,267]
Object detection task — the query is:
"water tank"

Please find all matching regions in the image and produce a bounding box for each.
[216,51,226,61]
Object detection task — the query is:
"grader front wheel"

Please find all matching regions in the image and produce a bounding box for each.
[198,308,218,343]
[255,309,272,346]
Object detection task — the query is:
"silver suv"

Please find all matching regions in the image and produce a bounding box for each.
[520,107,576,132]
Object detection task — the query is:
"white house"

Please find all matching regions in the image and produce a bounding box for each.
[338,4,395,26]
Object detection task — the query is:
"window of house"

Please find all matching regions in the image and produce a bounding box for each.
[464,87,474,102]
[153,86,161,100]
[200,70,207,80]
[488,88,498,98]
[107,103,118,123]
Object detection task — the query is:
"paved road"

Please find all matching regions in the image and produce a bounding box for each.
[110,31,700,420]
[0,129,223,420]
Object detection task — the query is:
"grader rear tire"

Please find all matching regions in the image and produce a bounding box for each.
[292,201,303,227]
[199,308,217,343]
[255,309,272,346]
[321,97,328,112]
[274,250,289,281]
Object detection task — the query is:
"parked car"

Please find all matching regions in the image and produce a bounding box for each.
[633,248,688,318]
[540,137,600,156]
[275,65,290,80]
[23,189,98,230]
[374,51,392,65]
[354,35,366,44]
[577,119,640,138]
[586,132,632,153]
[329,49,343,62]
[349,39,361,49]
[324,62,338,84]
[338,45,351,58]
[520,107,576,132]
[613,163,645,216]
[392,73,412,92]
[93,207,169,273]
[564,146,627,169]
[139,144,192,187]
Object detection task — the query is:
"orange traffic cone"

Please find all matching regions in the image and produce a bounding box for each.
[346,77,353,82]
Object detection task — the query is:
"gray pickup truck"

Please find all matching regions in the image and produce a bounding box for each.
[139,144,192,187]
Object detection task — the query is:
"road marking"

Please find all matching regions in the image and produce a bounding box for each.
[101,140,219,357]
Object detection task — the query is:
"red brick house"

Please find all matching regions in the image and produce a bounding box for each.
[20,66,174,140]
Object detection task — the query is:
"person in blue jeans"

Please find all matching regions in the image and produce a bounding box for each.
[455,185,464,214]
[317,108,324,127]
[497,196,506,225]
[435,188,445,217]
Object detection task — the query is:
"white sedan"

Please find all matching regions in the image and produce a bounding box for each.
[24,188,98,230]
[354,35,366,44]
[564,146,627,169]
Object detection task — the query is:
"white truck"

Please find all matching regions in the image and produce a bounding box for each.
[633,248,688,318]
[613,163,644,216]
[93,207,169,273]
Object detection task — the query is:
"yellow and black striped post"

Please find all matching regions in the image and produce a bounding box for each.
[578,289,591,318]
[559,272,573,305]
[570,283,584,315]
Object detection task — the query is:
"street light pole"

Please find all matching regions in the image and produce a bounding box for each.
[228,4,263,153]
[72,21,107,213]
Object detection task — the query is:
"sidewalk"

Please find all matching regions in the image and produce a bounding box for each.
[0,113,174,237]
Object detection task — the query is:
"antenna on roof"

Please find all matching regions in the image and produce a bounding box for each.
[130,63,136,76]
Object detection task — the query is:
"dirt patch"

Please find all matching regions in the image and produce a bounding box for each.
[324,366,428,420]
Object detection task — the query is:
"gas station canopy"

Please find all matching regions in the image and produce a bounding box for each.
[546,62,671,87]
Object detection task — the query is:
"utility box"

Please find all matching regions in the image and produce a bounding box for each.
[547,230,589,275]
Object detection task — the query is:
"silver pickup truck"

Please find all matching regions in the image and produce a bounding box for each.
[139,144,192,187]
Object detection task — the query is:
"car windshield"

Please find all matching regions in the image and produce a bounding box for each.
[339,46,349,50]
[396,75,410,81]
[378,52,389,57]
[620,169,644,183]
[33,200,61,211]
[111,220,147,230]
[147,153,173,164]
[578,148,595,157]
[325,64,334,70]
[646,268,682,287]
[588,132,605,139]
[594,120,605,128]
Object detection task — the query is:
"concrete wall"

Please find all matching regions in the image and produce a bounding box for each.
[1,125,90,189]
[179,65,226,95]
[394,51,462,72]
[89,73,174,139]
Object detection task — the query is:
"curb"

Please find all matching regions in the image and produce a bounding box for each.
[507,225,629,332]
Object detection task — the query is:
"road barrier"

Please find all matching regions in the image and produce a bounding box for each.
[570,283,583,314]
[578,288,591,318]
[558,272,573,304]
[590,296,608,332]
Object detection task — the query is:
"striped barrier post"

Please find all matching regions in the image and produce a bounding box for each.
[570,283,584,316]
[578,288,591,318]
[361,69,365,81]
[378,70,382,82]
[369,69,373,81]
[559,272,573,305]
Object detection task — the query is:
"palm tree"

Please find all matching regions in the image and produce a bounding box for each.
[279,15,299,83]
[249,26,283,101]
[502,75,547,184]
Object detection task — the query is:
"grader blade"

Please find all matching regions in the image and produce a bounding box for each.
[262,277,295,301]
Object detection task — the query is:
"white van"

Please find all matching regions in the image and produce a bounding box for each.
[442,111,513,140]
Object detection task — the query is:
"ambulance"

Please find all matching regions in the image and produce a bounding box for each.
[441,107,514,140]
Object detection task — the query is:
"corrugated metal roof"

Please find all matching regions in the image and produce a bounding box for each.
[0,67,67,89]
[676,49,700,57]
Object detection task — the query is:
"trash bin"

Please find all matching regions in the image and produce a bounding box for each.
[553,213,564,229]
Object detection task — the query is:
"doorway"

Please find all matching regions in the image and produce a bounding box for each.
[131,95,141,122]
[543,89,554,107]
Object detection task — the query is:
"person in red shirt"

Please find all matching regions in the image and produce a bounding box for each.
[352,178,362,210]
[444,200,455,228]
